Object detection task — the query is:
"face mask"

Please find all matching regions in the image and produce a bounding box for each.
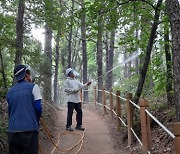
[73,71,79,77]
[26,65,40,82]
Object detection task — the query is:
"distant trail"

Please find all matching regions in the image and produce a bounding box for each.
[51,103,128,154]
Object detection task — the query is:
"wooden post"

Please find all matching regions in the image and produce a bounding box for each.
[93,86,97,106]
[116,91,121,129]
[173,122,180,154]
[110,89,113,119]
[140,99,149,154]
[102,87,106,114]
[126,92,133,146]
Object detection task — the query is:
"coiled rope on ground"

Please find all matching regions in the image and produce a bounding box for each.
[39,118,85,154]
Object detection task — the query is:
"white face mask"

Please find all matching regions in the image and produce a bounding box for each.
[73,71,79,77]
[26,65,40,82]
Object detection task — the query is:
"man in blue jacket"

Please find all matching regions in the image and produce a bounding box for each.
[6,64,42,154]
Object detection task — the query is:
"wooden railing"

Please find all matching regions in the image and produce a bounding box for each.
[83,86,180,154]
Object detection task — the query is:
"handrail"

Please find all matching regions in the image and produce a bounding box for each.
[112,93,116,97]
[130,128,142,146]
[104,105,110,111]
[145,109,175,139]
[130,129,152,154]
[112,109,117,116]
[129,100,140,110]
[118,95,127,101]
[104,90,110,94]
[90,88,175,153]
[118,117,127,127]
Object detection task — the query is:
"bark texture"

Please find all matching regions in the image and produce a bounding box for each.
[0,50,7,88]
[68,0,74,68]
[164,25,173,105]
[165,0,180,121]
[53,31,60,104]
[105,30,115,91]
[97,14,103,103]
[81,0,88,102]
[14,0,25,66]
[43,25,52,101]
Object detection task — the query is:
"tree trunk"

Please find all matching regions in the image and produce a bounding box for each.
[53,31,60,104]
[14,0,25,67]
[81,0,88,102]
[61,47,65,75]
[128,59,132,78]
[0,49,7,88]
[164,25,174,105]
[97,14,103,103]
[135,30,139,75]
[133,5,139,75]
[134,0,163,104]
[106,30,115,90]
[43,25,52,102]
[105,31,109,80]
[165,0,180,121]
[124,50,128,78]
[68,0,74,68]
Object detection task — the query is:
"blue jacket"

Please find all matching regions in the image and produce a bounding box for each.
[6,81,39,132]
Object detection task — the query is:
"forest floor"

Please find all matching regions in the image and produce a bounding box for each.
[40,103,129,154]
[0,98,176,154]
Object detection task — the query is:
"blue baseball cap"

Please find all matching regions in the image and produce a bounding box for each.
[14,64,28,81]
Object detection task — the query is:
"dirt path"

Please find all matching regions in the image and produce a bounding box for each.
[46,103,129,154]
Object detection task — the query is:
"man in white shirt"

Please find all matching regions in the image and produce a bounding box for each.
[64,68,91,131]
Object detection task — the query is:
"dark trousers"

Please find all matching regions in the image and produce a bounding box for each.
[66,102,82,127]
[8,131,38,154]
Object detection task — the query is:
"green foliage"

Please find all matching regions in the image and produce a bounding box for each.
[87,42,96,79]
[0,0,173,107]
[115,74,139,94]
[0,120,7,139]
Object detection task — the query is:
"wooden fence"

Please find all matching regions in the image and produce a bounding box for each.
[85,86,180,154]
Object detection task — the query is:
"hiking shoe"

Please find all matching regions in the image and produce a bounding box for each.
[66,126,73,131]
[76,126,86,131]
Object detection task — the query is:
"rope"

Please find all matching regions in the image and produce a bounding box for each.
[104,105,110,110]
[104,90,110,94]
[130,128,142,146]
[50,130,85,154]
[129,100,140,110]
[118,95,127,101]
[40,118,85,154]
[118,117,127,127]
[112,110,117,116]
[112,93,116,97]
[145,109,175,139]
[38,141,43,154]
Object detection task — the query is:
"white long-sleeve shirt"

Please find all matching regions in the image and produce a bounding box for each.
[63,77,88,103]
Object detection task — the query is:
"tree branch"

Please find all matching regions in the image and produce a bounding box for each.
[143,0,156,10]
[116,0,155,10]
